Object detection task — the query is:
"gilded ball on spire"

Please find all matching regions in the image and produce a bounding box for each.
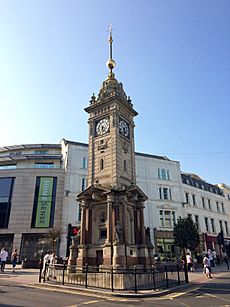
[106,58,116,70]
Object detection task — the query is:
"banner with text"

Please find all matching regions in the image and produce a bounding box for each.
[35,177,53,227]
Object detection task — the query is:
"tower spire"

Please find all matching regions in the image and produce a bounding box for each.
[106,24,116,79]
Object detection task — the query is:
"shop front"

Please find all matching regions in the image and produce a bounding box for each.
[153,228,177,261]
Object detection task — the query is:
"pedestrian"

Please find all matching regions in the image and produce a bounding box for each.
[186,253,193,272]
[42,251,51,279]
[222,252,229,270]
[0,247,9,273]
[203,253,212,278]
[11,249,18,272]
[212,249,217,265]
[47,252,57,280]
[208,249,215,268]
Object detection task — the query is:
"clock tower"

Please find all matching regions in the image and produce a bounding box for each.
[77,28,152,268]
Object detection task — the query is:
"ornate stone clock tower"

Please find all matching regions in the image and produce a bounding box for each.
[77,28,152,268]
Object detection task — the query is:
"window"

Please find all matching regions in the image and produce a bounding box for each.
[211,219,215,233]
[208,199,212,210]
[159,187,172,200]
[34,150,48,154]
[216,201,220,212]
[158,169,170,180]
[159,210,176,228]
[219,220,223,233]
[192,194,196,206]
[224,221,229,235]
[195,215,199,230]
[82,157,87,169]
[221,203,225,214]
[0,164,17,170]
[124,160,127,172]
[31,177,57,228]
[81,178,86,191]
[205,217,209,232]
[100,159,104,170]
[0,177,15,228]
[78,204,82,222]
[99,228,107,239]
[34,163,54,168]
[185,192,189,204]
[202,197,206,209]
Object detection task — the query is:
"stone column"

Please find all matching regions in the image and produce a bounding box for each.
[106,195,113,244]
[139,204,146,244]
[81,201,87,245]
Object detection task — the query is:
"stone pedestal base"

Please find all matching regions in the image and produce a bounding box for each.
[76,243,154,269]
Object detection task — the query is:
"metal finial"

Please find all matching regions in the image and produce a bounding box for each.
[106,24,116,78]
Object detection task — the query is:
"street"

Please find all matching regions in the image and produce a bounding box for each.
[0,269,230,307]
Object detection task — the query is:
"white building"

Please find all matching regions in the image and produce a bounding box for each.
[0,140,229,260]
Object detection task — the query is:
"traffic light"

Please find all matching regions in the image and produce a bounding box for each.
[217,231,225,246]
[72,226,79,236]
[67,223,79,238]
[66,223,80,257]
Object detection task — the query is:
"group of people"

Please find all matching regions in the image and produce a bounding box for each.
[42,251,57,280]
[0,247,18,273]
[186,248,229,279]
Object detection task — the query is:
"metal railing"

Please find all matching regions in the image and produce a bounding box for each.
[39,262,186,293]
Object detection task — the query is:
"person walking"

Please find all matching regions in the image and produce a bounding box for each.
[186,253,193,272]
[47,252,57,280]
[208,249,215,268]
[0,247,9,273]
[11,249,18,272]
[42,251,51,279]
[222,252,229,270]
[203,253,212,278]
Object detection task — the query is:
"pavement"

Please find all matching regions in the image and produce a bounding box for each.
[0,263,229,298]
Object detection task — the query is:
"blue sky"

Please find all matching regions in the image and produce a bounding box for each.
[0,0,229,185]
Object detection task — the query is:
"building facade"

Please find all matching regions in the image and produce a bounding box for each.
[1,140,229,260]
[0,144,64,260]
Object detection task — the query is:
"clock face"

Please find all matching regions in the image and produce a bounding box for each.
[96,118,110,136]
[119,119,130,138]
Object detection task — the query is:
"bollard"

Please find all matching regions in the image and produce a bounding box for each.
[177,263,181,285]
[111,266,114,292]
[152,265,156,291]
[62,263,66,285]
[134,265,137,294]
[165,265,169,288]
[85,263,88,288]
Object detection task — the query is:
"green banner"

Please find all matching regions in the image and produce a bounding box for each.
[35,177,53,227]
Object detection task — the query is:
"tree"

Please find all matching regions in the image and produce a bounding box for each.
[173,217,200,252]
[38,228,61,255]
[173,217,200,283]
